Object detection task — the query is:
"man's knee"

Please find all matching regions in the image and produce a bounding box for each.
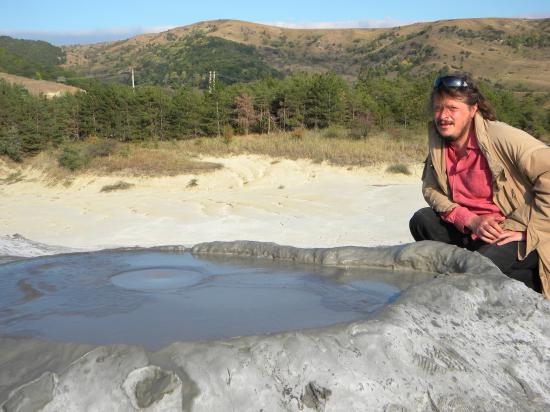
[478,243,540,292]
[478,242,538,272]
[409,207,438,241]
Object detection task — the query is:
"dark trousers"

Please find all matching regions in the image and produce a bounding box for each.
[409,207,541,292]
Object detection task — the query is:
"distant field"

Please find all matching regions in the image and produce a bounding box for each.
[0,72,83,97]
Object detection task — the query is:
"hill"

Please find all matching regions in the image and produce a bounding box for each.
[62,18,550,90]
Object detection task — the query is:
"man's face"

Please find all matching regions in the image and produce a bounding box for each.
[432,93,478,142]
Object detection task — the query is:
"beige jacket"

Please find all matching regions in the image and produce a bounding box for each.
[423,112,550,299]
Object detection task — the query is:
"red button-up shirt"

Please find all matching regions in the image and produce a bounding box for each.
[440,130,503,235]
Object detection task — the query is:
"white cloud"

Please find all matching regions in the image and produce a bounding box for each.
[263,18,410,29]
[0,26,175,45]
[513,12,550,19]
[2,19,414,45]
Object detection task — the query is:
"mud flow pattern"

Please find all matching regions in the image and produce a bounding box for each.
[0,250,412,350]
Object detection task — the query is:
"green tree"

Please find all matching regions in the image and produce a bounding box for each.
[0,125,22,161]
[304,72,348,129]
[168,87,204,138]
[273,73,312,130]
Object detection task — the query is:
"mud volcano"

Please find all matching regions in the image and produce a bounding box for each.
[0,247,421,350]
[1,241,549,411]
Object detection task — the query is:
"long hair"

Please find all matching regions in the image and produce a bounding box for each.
[430,74,497,121]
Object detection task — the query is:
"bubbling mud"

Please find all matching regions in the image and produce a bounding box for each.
[0,248,429,350]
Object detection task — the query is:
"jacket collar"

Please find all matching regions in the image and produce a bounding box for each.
[473,112,503,179]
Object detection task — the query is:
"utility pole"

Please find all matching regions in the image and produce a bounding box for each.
[214,71,219,136]
[216,100,220,138]
[209,70,220,136]
[131,67,135,92]
[208,70,221,137]
[208,70,217,93]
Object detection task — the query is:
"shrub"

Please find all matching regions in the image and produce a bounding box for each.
[291,127,305,139]
[348,127,367,139]
[223,126,234,144]
[386,163,411,175]
[100,181,134,192]
[58,146,86,171]
[322,126,347,139]
[118,145,131,158]
[0,171,24,184]
[85,138,117,158]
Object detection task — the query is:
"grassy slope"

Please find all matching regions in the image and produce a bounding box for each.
[8,129,426,179]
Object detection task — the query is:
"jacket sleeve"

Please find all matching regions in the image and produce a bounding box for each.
[440,205,478,234]
[516,146,550,258]
[421,154,457,214]
[515,145,550,299]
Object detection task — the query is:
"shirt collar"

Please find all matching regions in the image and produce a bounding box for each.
[446,127,478,153]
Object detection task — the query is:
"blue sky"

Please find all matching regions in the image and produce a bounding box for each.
[1,0,549,45]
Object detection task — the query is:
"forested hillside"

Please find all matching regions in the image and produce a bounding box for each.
[69,32,281,86]
[0,36,70,80]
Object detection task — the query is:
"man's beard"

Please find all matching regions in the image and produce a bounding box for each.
[436,119,472,142]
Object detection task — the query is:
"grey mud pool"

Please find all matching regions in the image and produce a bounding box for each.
[0,248,429,350]
[0,241,548,411]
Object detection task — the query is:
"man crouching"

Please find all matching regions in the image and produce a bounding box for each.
[410,74,550,299]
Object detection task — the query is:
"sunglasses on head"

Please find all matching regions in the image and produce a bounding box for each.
[433,76,470,89]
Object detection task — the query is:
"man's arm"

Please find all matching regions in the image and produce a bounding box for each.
[421,155,457,213]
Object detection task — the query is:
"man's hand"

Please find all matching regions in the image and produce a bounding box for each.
[466,214,526,245]
[495,230,526,245]
[466,214,505,243]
